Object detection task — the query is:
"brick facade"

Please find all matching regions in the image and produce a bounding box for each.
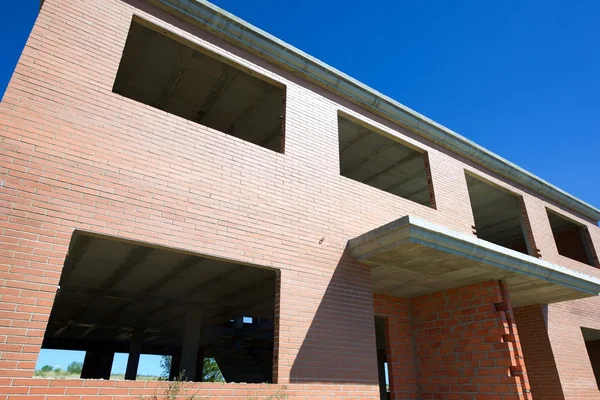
[0,0,600,399]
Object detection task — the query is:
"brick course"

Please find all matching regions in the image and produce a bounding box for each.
[0,0,600,398]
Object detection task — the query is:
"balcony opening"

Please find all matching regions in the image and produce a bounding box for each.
[465,173,530,254]
[113,18,286,153]
[338,115,435,207]
[40,231,277,383]
[547,210,596,266]
[582,327,600,390]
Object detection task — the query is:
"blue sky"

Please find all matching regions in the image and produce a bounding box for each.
[35,350,164,376]
[2,0,600,374]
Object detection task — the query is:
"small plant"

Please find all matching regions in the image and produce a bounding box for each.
[141,375,287,400]
[247,386,288,400]
[144,372,199,400]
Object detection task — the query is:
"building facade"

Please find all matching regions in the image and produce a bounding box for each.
[1,0,600,399]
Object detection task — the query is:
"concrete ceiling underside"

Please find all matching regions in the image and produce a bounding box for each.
[349,216,600,306]
[466,174,528,253]
[548,210,582,234]
[338,116,431,207]
[582,327,600,342]
[44,232,276,349]
[113,20,284,153]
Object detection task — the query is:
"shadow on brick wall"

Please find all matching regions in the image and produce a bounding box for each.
[288,250,379,384]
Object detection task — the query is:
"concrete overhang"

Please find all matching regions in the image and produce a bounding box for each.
[147,0,600,222]
[349,216,600,306]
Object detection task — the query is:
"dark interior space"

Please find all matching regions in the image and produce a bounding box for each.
[548,210,594,266]
[113,18,286,153]
[374,316,390,400]
[338,115,434,207]
[465,174,530,254]
[582,327,600,390]
[42,231,276,383]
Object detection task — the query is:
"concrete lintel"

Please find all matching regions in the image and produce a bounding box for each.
[148,0,600,222]
[349,215,600,300]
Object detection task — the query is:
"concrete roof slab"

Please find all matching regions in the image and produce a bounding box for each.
[349,215,600,306]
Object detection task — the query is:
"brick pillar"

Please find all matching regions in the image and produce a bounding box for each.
[422,152,437,210]
[409,281,532,399]
[517,197,541,258]
[514,304,565,400]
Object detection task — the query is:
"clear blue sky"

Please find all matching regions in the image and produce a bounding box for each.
[35,350,164,376]
[2,0,600,372]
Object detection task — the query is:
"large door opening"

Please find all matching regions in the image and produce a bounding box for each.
[39,231,277,383]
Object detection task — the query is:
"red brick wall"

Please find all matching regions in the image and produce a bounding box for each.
[543,299,600,399]
[374,282,532,400]
[410,281,531,400]
[0,0,599,398]
[373,295,419,399]
[0,379,377,399]
[513,305,565,400]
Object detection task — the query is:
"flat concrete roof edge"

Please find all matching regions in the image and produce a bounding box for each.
[349,216,600,296]
[150,0,600,222]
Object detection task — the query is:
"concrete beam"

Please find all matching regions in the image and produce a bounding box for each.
[340,142,397,176]
[362,152,421,185]
[339,125,372,152]
[134,265,242,327]
[194,66,237,122]
[154,47,194,109]
[225,81,276,136]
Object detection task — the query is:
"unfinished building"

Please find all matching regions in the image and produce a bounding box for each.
[1,0,600,399]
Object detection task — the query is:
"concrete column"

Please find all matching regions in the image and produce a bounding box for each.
[169,349,182,381]
[179,306,202,381]
[195,348,205,382]
[125,332,143,380]
[81,347,115,379]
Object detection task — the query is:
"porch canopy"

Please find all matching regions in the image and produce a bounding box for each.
[348,216,600,305]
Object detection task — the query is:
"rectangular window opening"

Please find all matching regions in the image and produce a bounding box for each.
[338,115,435,208]
[113,18,286,153]
[582,327,600,390]
[547,209,596,266]
[465,173,531,255]
[39,231,277,383]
